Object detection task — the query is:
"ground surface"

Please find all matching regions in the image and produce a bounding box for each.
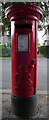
[1,91,49,120]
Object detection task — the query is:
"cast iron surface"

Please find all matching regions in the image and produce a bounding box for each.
[5,4,43,21]
[11,94,37,118]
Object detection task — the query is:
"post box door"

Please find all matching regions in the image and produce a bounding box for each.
[12,22,37,97]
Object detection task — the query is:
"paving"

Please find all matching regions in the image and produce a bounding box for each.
[0,89,49,120]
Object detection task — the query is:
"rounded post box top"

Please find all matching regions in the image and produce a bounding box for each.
[5,4,43,21]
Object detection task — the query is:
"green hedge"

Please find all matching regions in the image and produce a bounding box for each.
[38,45,49,58]
[1,44,49,58]
[0,44,11,57]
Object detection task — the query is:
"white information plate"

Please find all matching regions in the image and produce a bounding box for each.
[18,34,29,52]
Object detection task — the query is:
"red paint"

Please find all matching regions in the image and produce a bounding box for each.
[6,4,43,97]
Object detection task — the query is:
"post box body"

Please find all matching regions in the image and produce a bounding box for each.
[6,4,43,117]
[11,20,38,97]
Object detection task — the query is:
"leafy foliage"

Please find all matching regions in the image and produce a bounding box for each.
[38,45,49,58]
[0,44,11,57]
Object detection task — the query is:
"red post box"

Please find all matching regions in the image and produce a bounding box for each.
[6,4,43,117]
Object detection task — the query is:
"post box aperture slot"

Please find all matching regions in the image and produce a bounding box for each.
[18,34,29,52]
[15,24,32,29]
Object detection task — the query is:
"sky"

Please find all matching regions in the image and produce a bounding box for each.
[38,20,48,46]
[38,28,47,46]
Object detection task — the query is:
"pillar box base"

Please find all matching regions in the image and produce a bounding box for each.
[11,94,37,118]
